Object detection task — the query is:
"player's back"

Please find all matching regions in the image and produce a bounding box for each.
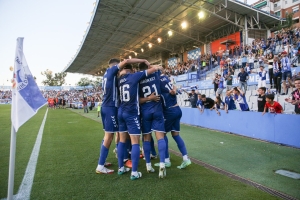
[160,75,178,109]
[139,71,162,113]
[119,71,147,114]
[102,65,119,107]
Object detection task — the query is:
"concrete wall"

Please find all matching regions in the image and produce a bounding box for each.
[180,107,300,148]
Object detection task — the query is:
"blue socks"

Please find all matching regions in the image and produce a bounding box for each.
[172,135,187,156]
[98,144,109,165]
[150,135,157,156]
[117,142,126,168]
[143,141,151,163]
[164,135,169,159]
[157,138,166,163]
[131,144,140,172]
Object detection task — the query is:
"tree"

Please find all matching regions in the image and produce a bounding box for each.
[76,77,91,86]
[41,69,67,86]
[272,12,295,31]
[90,77,103,87]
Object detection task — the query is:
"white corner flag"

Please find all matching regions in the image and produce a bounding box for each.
[7,37,47,200]
[11,37,47,131]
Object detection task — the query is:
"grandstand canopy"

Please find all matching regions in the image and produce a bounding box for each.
[64,0,282,76]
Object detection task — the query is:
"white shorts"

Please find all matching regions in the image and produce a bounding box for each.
[258,80,266,88]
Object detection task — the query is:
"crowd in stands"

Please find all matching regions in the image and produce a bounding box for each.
[166,26,300,77]
[0,90,12,104]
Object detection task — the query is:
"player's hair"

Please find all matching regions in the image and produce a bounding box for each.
[123,64,133,70]
[295,77,300,81]
[259,87,266,93]
[266,94,275,100]
[201,94,206,98]
[138,62,148,70]
[108,58,120,65]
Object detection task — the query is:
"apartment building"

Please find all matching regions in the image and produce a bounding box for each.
[252,0,300,27]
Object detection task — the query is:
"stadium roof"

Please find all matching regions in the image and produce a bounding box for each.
[64,0,283,76]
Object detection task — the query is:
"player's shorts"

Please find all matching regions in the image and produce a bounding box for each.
[163,106,182,133]
[141,111,165,134]
[101,106,118,133]
[282,71,292,81]
[118,110,141,135]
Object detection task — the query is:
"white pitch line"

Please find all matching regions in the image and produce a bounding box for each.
[14,108,48,200]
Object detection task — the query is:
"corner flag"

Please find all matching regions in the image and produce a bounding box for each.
[11,37,47,132]
[7,37,47,200]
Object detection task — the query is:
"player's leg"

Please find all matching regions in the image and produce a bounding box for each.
[117,111,130,175]
[117,132,130,175]
[113,132,119,158]
[170,107,191,169]
[127,115,142,180]
[141,114,155,173]
[150,135,157,159]
[129,134,142,180]
[152,112,167,178]
[96,107,117,174]
[143,133,155,173]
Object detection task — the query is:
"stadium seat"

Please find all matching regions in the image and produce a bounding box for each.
[278,95,288,105]
[248,85,256,91]
[185,101,191,107]
[245,92,251,102]
[284,102,295,114]
[251,90,257,96]
[249,96,258,111]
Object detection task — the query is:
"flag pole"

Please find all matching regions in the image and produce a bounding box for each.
[7,124,17,200]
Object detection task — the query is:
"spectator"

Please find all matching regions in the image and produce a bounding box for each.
[232,87,249,111]
[224,91,236,113]
[212,73,219,94]
[82,97,88,113]
[237,68,249,93]
[262,94,283,115]
[200,94,215,113]
[241,53,247,68]
[267,53,274,88]
[280,51,292,95]
[211,96,225,116]
[257,66,267,88]
[273,56,282,94]
[216,74,224,98]
[257,87,267,112]
[225,72,233,91]
[285,78,300,114]
[183,89,198,108]
[196,94,203,113]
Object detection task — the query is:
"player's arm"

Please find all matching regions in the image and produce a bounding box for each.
[118,59,149,69]
[146,65,163,76]
[139,92,160,104]
[262,106,267,116]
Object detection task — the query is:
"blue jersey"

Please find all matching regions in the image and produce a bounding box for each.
[139,71,162,113]
[102,65,119,107]
[280,57,291,72]
[119,71,147,114]
[225,96,236,110]
[160,75,177,109]
[258,71,267,81]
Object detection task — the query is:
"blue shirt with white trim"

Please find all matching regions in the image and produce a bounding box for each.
[102,65,119,107]
[139,71,162,113]
[119,71,147,114]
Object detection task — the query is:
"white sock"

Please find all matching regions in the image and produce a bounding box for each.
[146,163,151,168]
[165,158,170,163]
[119,166,124,171]
[97,165,104,169]
[131,171,138,176]
[183,155,189,161]
[160,162,165,168]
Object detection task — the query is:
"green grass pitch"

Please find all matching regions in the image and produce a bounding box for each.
[1,105,297,199]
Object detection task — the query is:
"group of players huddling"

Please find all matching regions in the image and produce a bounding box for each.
[95,58,191,180]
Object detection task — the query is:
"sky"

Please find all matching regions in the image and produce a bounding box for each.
[0,0,257,87]
[0,0,95,86]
